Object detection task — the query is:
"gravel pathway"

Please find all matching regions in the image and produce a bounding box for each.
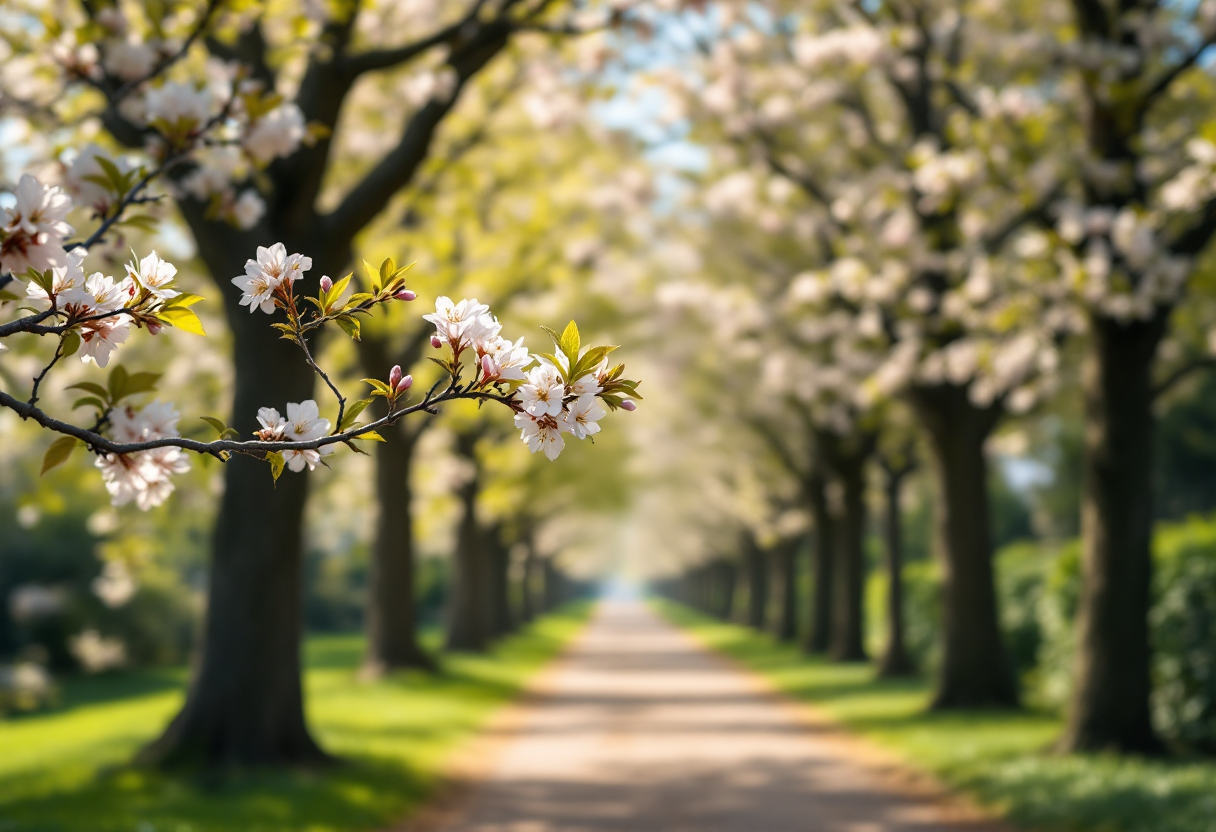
[420,599,1013,832]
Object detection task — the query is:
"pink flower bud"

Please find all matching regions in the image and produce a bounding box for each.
[388,364,402,388]
[620,400,636,411]
[147,320,163,336]
[481,354,496,377]
[396,374,413,393]
[320,275,333,292]
[395,289,417,301]
[431,335,443,349]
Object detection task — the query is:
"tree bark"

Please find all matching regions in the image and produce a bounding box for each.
[878,464,915,678]
[804,466,835,654]
[909,383,1018,708]
[824,434,871,663]
[1060,314,1165,753]
[445,432,491,652]
[361,419,435,674]
[772,539,799,643]
[486,524,515,639]
[743,538,769,630]
[140,223,326,767]
[542,557,561,612]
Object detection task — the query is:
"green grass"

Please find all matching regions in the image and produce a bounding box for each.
[658,601,1216,832]
[0,604,591,832]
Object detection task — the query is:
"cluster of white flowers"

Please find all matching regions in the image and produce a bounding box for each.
[231,243,313,313]
[255,400,335,472]
[242,103,307,165]
[96,401,191,511]
[514,356,609,460]
[421,298,630,461]
[0,175,74,276]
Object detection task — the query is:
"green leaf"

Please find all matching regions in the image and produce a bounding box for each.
[72,396,106,412]
[362,259,381,293]
[108,365,129,401]
[67,381,110,400]
[558,321,580,366]
[158,306,207,336]
[334,315,360,341]
[361,378,392,396]
[540,325,562,350]
[41,436,79,476]
[356,430,385,442]
[339,398,372,432]
[161,292,205,309]
[94,155,127,194]
[124,372,161,397]
[327,273,352,310]
[536,352,569,383]
[200,416,228,436]
[571,344,617,380]
[267,451,286,483]
[60,330,81,358]
[0,289,19,302]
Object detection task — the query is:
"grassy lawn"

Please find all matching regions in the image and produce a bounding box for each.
[0,604,591,832]
[659,601,1216,832]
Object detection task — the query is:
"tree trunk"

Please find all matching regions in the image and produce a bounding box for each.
[362,420,434,674]
[543,557,561,612]
[139,219,327,767]
[486,525,514,639]
[519,541,537,624]
[773,539,798,643]
[445,433,491,652]
[805,467,835,654]
[878,466,915,678]
[909,383,1018,708]
[744,539,769,630]
[1060,314,1165,753]
[825,435,869,663]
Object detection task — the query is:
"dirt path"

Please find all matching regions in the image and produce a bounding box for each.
[417,599,1013,832]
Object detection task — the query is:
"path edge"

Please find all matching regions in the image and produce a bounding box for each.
[654,601,1024,832]
[384,605,601,832]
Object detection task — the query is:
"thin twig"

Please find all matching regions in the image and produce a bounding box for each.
[27,337,67,407]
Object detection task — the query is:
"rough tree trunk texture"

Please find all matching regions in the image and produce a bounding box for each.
[805,467,835,654]
[825,436,870,663]
[446,433,491,652]
[909,383,1018,709]
[877,466,915,678]
[140,226,326,767]
[361,419,434,674]
[744,540,770,630]
[486,525,515,639]
[356,333,433,674]
[1060,314,1166,754]
[773,539,799,643]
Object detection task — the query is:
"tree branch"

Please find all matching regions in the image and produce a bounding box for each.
[1153,355,1216,399]
[320,19,513,249]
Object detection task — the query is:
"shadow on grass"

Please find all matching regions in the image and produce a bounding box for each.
[0,603,593,832]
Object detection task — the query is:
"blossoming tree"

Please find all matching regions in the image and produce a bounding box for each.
[0,0,642,766]
[647,0,1073,707]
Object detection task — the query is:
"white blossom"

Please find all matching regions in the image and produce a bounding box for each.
[102,37,157,81]
[124,250,178,300]
[96,401,190,510]
[514,411,565,460]
[282,399,334,472]
[518,360,565,418]
[144,81,212,127]
[231,243,312,314]
[0,174,74,275]
[232,190,265,230]
[242,103,306,164]
[421,296,491,348]
[561,394,606,440]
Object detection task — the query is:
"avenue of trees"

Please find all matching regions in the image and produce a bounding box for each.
[3,0,1216,781]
